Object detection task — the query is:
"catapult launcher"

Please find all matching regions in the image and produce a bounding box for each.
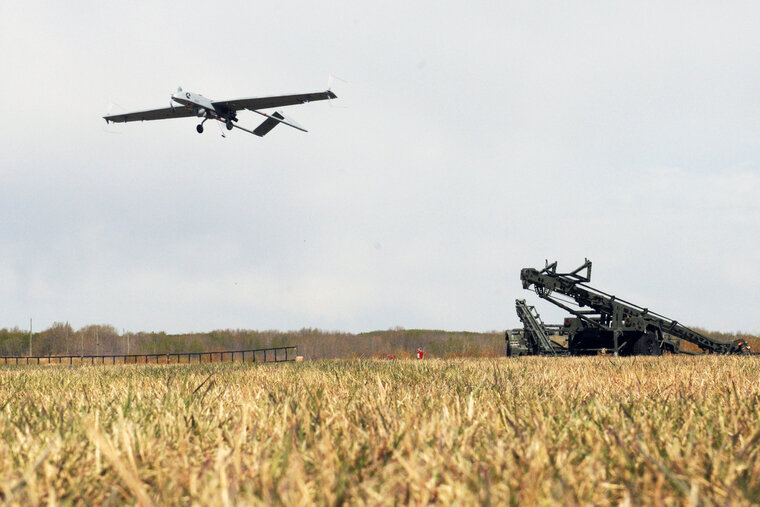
[514,259,749,356]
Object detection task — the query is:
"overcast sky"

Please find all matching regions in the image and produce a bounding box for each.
[1,1,759,334]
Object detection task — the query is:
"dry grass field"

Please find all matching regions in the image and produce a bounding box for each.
[0,357,758,505]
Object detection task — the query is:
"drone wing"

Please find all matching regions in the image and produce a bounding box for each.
[103,106,196,123]
[212,90,336,113]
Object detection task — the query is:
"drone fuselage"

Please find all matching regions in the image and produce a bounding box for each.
[171,90,217,118]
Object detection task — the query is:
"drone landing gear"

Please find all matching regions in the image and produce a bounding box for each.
[225,120,233,131]
[196,117,209,134]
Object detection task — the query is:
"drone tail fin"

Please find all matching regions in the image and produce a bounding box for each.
[252,111,307,137]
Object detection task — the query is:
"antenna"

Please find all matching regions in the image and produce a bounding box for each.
[103,102,125,134]
[326,74,350,108]
[215,119,227,138]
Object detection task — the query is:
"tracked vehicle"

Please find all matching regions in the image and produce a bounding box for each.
[519,259,749,356]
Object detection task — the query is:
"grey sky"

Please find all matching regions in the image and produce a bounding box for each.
[1,1,759,334]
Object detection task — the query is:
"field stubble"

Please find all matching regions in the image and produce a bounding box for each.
[0,356,758,505]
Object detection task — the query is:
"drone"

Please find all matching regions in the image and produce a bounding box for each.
[103,87,337,137]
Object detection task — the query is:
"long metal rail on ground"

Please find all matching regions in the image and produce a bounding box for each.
[520,259,748,355]
[0,346,298,365]
[514,299,561,355]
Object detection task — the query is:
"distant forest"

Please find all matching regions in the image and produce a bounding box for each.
[0,323,756,359]
[0,324,505,359]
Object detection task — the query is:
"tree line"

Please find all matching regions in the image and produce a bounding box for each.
[0,323,756,359]
[0,324,506,359]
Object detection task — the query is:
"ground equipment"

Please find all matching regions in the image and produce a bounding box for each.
[520,259,749,356]
[506,299,568,356]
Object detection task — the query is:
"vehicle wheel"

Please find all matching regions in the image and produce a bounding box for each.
[226,121,233,131]
[632,331,662,356]
[196,124,204,134]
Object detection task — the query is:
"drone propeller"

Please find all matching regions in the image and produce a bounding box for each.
[170,86,182,112]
